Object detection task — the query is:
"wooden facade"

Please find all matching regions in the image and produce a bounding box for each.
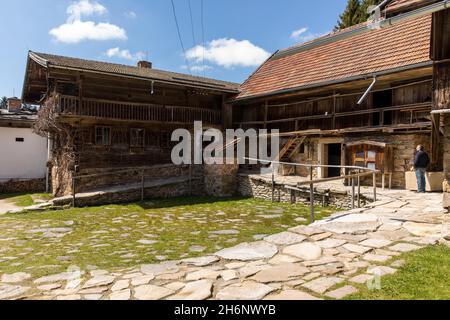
[232,67,436,183]
[22,52,238,195]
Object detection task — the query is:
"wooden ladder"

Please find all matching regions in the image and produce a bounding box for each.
[278,136,306,162]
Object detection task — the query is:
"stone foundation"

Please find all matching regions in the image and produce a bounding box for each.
[53,178,204,207]
[0,178,46,194]
[443,114,450,208]
[54,164,203,196]
[237,174,369,210]
[204,163,239,197]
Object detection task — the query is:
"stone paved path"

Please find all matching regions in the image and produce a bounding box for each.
[0,199,20,215]
[0,190,448,300]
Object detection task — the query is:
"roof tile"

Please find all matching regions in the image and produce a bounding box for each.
[237,14,432,100]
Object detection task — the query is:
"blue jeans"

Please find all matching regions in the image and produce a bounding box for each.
[415,168,427,193]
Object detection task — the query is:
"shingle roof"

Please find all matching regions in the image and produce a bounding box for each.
[237,14,432,100]
[29,52,239,93]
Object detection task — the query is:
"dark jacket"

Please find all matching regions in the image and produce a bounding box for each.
[414,151,430,169]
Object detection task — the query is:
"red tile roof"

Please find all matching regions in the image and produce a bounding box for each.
[386,0,438,13]
[237,14,432,100]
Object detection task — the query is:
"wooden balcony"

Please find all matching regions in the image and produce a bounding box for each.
[57,95,222,125]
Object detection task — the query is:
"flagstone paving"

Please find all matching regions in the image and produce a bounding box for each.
[0,191,448,300]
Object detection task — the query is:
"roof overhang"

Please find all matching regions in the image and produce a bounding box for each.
[233,61,433,103]
[25,52,240,96]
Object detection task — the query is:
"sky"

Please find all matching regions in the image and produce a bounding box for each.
[0,0,347,98]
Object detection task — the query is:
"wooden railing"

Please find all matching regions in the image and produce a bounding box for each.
[57,95,222,125]
[235,102,432,128]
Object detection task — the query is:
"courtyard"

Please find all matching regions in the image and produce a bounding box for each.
[0,196,333,278]
[0,190,449,300]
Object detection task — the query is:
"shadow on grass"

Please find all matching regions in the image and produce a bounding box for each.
[136,195,251,210]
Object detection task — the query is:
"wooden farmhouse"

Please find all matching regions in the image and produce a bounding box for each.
[232,0,450,194]
[20,0,450,207]
[21,52,238,196]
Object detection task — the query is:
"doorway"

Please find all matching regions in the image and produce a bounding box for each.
[373,90,393,126]
[327,143,342,177]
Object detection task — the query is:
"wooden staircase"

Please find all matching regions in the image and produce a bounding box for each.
[278,136,306,162]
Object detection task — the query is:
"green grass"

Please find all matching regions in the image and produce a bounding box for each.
[347,245,450,300]
[0,196,336,277]
[0,193,53,207]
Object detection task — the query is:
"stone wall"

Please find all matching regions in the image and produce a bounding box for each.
[55,178,204,207]
[443,115,450,208]
[347,133,431,189]
[0,178,46,194]
[282,133,433,189]
[204,163,239,197]
[237,174,369,210]
[56,164,203,196]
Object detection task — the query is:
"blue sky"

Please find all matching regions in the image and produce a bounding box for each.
[0,0,347,97]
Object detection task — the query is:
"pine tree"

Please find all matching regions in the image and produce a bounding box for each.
[334,0,362,31]
[359,0,384,21]
[335,0,385,30]
[0,96,7,109]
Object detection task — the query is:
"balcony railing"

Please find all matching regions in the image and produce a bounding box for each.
[57,95,222,125]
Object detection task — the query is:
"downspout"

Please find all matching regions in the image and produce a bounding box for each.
[370,0,392,16]
[357,77,377,105]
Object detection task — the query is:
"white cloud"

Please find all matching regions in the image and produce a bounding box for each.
[105,47,145,62]
[182,64,213,73]
[186,38,270,69]
[50,21,127,44]
[124,11,137,19]
[67,0,107,22]
[290,27,308,39]
[50,0,127,44]
[290,27,327,43]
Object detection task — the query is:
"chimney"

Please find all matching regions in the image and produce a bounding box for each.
[137,61,152,69]
[7,97,22,113]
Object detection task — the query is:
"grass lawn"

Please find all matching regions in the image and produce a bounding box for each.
[0,196,335,278]
[0,193,53,207]
[347,245,450,300]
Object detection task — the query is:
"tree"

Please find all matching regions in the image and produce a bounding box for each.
[335,0,362,31]
[334,0,384,30]
[0,96,7,109]
[359,0,384,21]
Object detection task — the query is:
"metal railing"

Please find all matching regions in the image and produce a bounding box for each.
[245,157,380,222]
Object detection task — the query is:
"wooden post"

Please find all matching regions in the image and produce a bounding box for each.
[141,169,145,202]
[389,173,393,190]
[72,177,76,208]
[332,91,337,130]
[309,165,314,222]
[351,177,355,209]
[382,173,385,191]
[263,101,268,129]
[357,174,361,208]
[373,172,377,202]
[271,167,275,202]
[189,165,193,196]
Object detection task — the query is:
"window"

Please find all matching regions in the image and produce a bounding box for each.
[95,126,111,146]
[349,145,384,170]
[130,128,145,148]
[15,137,24,142]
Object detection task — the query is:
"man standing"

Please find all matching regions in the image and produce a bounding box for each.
[414,145,430,193]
